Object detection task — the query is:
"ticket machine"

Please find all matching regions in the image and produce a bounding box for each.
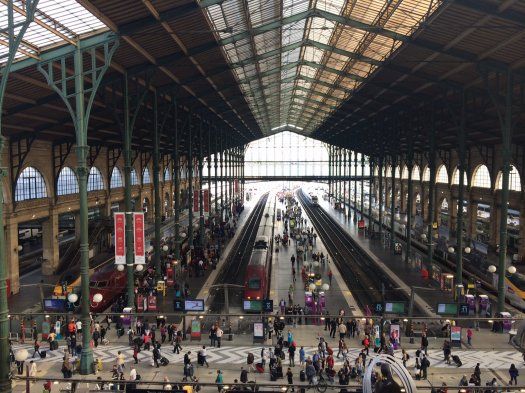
[304,291,314,311]
[465,294,476,314]
[479,294,490,315]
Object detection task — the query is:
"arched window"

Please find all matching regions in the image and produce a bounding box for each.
[374,167,379,177]
[15,166,47,201]
[422,166,430,182]
[496,166,522,191]
[57,167,79,196]
[412,165,421,181]
[110,167,123,189]
[87,167,104,191]
[401,166,409,179]
[385,166,392,178]
[131,168,139,186]
[451,167,468,186]
[394,165,401,179]
[142,167,151,184]
[164,167,171,182]
[436,165,449,184]
[471,165,491,188]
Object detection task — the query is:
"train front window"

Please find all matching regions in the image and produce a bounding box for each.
[248,279,261,289]
[507,272,525,290]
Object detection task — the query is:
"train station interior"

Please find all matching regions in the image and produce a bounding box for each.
[1,0,525,392]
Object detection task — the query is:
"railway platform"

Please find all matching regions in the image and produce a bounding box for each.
[316,196,453,318]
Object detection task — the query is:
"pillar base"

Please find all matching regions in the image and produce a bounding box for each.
[79,347,94,375]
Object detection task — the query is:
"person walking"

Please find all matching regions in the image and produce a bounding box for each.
[338,322,347,340]
[288,343,296,367]
[116,351,125,371]
[173,333,182,354]
[328,270,333,285]
[29,360,37,380]
[247,352,255,373]
[466,328,473,346]
[32,339,42,358]
[215,370,224,392]
[133,344,140,364]
[509,364,519,385]
[198,346,209,368]
[329,319,337,338]
[401,349,409,368]
[240,367,248,383]
[299,346,306,367]
[152,345,161,368]
[420,355,430,379]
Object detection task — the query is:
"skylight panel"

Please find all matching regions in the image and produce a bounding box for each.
[308,17,335,45]
[303,45,324,63]
[36,0,105,34]
[283,0,309,18]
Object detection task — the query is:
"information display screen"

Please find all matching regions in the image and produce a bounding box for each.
[437,303,458,315]
[384,301,405,314]
[43,298,66,312]
[184,299,205,312]
[253,322,264,338]
[243,300,263,312]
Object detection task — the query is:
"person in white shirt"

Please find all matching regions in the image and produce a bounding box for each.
[29,361,37,378]
[216,327,223,348]
[129,366,137,381]
[75,320,82,334]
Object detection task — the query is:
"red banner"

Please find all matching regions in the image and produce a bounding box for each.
[193,190,199,212]
[234,179,239,193]
[114,212,125,265]
[133,212,145,264]
[203,189,210,212]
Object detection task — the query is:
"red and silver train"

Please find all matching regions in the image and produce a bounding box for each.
[244,197,276,301]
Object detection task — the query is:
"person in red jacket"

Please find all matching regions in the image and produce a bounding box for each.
[326,353,335,370]
[363,335,370,355]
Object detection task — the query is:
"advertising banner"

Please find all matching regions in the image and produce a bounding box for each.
[133,212,145,264]
[390,324,400,348]
[114,212,125,264]
[451,326,461,342]
[203,189,210,212]
[234,179,239,193]
[253,322,264,339]
[191,319,201,340]
[193,190,199,212]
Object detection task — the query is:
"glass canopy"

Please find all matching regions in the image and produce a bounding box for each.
[1,0,108,63]
[200,0,441,134]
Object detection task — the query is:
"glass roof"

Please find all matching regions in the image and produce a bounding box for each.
[201,0,441,134]
[1,0,108,63]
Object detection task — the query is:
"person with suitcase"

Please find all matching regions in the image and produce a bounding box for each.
[240,367,248,383]
[152,345,161,368]
[286,368,294,391]
[198,346,209,367]
[32,339,42,358]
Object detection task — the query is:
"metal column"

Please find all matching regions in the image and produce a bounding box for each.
[353,151,358,222]
[188,115,194,254]
[214,132,219,215]
[390,157,396,250]
[368,159,374,225]
[427,119,437,275]
[0,2,39,390]
[360,154,365,217]
[198,121,205,246]
[342,150,347,215]
[152,93,161,282]
[455,91,467,288]
[328,146,332,200]
[173,104,181,261]
[378,158,384,237]
[406,154,413,265]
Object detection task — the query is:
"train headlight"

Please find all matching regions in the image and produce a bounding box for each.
[93,293,103,303]
[256,296,260,300]
[247,296,251,300]
[67,293,78,303]
[508,266,517,274]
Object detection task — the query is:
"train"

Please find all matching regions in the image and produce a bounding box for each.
[307,192,319,205]
[244,197,276,301]
[505,272,525,310]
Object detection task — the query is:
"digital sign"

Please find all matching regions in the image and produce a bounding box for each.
[243,300,263,312]
[184,299,205,312]
[437,303,458,315]
[43,299,66,312]
[384,301,405,314]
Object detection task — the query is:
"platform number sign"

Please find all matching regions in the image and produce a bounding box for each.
[263,299,273,312]
[173,299,184,312]
[459,303,470,316]
[373,302,384,315]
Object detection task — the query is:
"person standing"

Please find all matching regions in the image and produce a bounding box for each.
[421,333,428,355]
[509,364,519,385]
[420,355,430,379]
[116,351,125,371]
[240,367,248,384]
[199,346,209,367]
[133,344,140,364]
[286,367,294,392]
[338,322,347,340]
[299,346,305,367]
[329,319,337,338]
[32,339,42,358]
[328,270,333,285]
[247,352,255,373]
[216,326,223,348]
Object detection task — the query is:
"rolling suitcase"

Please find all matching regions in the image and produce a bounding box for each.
[255,363,264,373]
[452,355,462,367]
[300,370,306,382]
[160,357,169,366]
[40,350,47,359]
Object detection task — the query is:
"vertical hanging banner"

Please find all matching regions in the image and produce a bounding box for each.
[234,179,239,194]
[203,190,210,212]
[193,190,199,212]
[114,212,126,265]
[134,212,145,264]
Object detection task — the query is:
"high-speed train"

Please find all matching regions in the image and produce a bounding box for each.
[244,198,276,301]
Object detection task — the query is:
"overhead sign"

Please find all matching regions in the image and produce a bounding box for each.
[243,300,262,312]
[262,299,273,313]
[43,298,66,312]
[459,303,470,316]
[373,302,384,315]
[114,212,125,264]
[173,299,184,312]
[133,212,145,264]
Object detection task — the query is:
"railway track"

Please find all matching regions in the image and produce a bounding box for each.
[298,190,416,315]
[208,192,270,312]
